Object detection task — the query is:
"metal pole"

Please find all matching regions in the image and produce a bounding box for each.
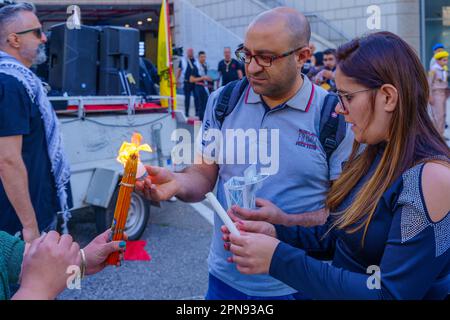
[420,0,427,66]
[77,97,85,119]
[166,0,175,119]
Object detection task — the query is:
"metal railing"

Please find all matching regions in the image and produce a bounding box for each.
[257,0,284,8]
[305,13,350,47]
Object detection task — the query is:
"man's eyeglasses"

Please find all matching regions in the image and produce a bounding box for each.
[14,27,43,39]
[235,46,305,68]
[336,88,378,112]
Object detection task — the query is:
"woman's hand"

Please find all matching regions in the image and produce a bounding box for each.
[230,198,288,225]
[221,211,279,275]
[83,229,127,275]
[322,70,334,80]
[227,232,280,275]
[14,231,80,300]
[221,209,277,246]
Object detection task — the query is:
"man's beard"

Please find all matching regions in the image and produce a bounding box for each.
[31,44,47,65]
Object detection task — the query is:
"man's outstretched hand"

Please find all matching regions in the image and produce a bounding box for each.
[135,165,180,202]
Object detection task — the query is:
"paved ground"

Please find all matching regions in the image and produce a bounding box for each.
[58,200,212,300]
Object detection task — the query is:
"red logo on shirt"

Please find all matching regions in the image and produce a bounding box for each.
[296,129,318,150]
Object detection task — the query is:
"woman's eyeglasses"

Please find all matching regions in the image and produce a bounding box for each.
[336,88,378,112]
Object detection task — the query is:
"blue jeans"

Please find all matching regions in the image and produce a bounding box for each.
[205,273,296,300]
[193,85,209,121]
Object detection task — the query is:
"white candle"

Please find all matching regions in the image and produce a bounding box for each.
[206,192,240,236]
[136,161,148,180]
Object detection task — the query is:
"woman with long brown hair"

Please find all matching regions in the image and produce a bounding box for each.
[222,31,450,299]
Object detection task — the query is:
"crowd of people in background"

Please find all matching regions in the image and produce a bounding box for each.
[176,39,448,140]
[176,46,245,121]
[175,42,338,122]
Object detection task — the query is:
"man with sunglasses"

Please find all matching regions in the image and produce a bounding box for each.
[136,7,354,300]
[0,3,71,242]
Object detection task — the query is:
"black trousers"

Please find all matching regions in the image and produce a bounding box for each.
[194,85,209,121]
[183,82,195,117]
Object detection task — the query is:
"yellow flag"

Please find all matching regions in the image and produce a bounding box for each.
[157,0,176,109]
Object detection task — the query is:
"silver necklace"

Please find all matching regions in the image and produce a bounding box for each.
[224,60,231,73]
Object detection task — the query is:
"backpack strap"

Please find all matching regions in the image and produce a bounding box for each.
[215,77,249,128]
[319,93,347,163]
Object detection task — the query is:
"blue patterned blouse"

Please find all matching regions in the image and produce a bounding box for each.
[270,152,450,299]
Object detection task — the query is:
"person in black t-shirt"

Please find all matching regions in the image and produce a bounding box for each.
[0,3,71,241]
[0,73,61,238]
[217,47,244,87]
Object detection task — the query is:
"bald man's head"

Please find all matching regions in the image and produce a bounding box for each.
[242,7,312,101]
[248,7,311,48]
[186,48,194,59]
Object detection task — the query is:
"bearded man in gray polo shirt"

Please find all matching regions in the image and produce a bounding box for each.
[136,7,354,299]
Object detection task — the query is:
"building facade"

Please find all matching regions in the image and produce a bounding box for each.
[14,0,450,69]
[185,0,448,68]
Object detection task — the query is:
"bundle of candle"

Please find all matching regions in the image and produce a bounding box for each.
[107,133,152,266]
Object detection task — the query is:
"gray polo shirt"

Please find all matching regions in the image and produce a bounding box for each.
[196,75,354,296]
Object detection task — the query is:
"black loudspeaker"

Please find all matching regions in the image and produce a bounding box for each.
[48,23,99,96]
[98,26,140,96]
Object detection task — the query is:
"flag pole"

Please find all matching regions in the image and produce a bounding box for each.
[166,0,175,119]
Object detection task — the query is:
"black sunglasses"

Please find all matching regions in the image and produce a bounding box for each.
[15,27,43,39]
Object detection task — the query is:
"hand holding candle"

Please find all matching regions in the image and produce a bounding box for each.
[117,133,152,180]
[107,133,152,266]
[206,192,240,236]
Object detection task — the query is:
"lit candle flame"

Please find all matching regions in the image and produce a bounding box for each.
[117,133,152,166]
